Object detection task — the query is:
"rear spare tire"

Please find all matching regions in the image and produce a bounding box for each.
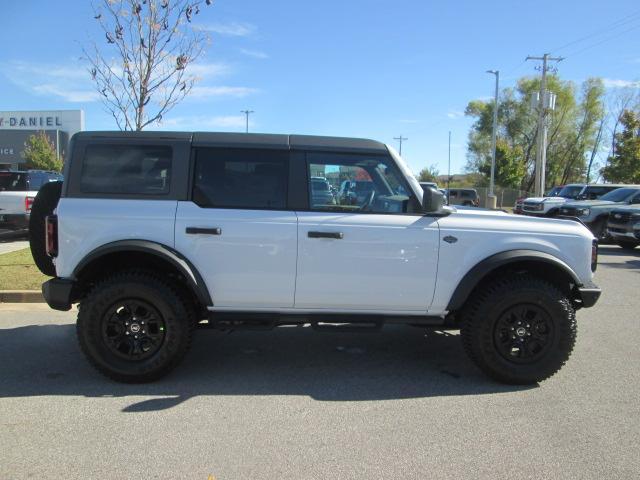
[29,181,63,277]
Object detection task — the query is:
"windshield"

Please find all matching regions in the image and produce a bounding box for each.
[599,188,639,202]
[558,185,583,199]
[0,172,27,191]
[387,145,423,203]
[311,179,329,191]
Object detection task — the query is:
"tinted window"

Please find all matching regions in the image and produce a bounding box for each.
[0,172,27,191]
[81,145,172,194]
[600,188,639,202]
[193,148,288,209]
[307,152,414,214]
[559,185,583,198]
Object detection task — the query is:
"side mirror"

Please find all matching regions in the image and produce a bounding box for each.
[422,187,445,213]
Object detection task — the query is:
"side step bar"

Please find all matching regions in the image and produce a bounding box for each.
[202,312,448,331]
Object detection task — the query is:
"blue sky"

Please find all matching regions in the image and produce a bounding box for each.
[1,0,639,175]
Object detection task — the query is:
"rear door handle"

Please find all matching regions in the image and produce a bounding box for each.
[186,227,222,235]
[308,231,343,239]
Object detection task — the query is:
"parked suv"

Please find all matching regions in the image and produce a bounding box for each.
[607,206,640,250]
[31,131,600,385]
[0,170,63,230]
[521,184,585,217]
[558,187,640,241]
[446,188,479,207]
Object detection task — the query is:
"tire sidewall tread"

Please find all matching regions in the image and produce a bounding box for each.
[461,274,577,385]
[77,270,194,383]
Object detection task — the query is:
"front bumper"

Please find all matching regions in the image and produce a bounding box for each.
[0,213,29,230]
[42,278,75,311]
[577,280,601,309]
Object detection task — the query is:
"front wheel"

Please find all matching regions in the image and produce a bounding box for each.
[461,274,576,384]
[77,270,194,383]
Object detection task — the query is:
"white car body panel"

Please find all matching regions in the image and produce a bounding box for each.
[175,202,298,309]
[432,209,595,313]
[55,198,178,278]
[295,212,439,312]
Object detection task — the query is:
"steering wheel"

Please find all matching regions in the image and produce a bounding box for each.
[361,190,376,212]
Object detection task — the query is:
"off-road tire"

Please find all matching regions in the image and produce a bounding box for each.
[28,181,63,277]
[591,217,611,244]
[460,274,576,385]
[615,239,639,251]
[77,270,194,383]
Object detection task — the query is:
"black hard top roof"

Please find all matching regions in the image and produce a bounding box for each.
[73,131,388,154]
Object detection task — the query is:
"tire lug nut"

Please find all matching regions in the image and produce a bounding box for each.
[125,332,129,335]
[134,335,138,339]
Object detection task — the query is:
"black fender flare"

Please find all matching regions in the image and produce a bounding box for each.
[446,249,582,311]
[72,240,212,307]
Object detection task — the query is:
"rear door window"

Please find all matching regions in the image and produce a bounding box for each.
[80,145,172,194]
[192,148,288,209]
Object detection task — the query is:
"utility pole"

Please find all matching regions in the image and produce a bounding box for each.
[526,53,563,196]
[393,135,408,156]
[240,110,254,133]
[486,69,499,208]
[447,131,451,193]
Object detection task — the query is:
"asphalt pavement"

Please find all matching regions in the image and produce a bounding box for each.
[1,246,639,479]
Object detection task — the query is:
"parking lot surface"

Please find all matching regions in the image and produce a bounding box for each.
[1,246,638,479]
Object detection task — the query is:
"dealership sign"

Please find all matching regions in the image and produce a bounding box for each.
[0,116,63,128]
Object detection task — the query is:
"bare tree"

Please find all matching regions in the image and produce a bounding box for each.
[85,0,213,130]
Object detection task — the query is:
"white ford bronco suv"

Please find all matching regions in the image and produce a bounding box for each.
[30,131,601,385]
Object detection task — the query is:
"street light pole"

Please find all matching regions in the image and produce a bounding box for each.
[486,70,499,197]
[447,131,451,192]
[240,110,254,133]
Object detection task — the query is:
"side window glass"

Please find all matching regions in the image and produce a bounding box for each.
[193,148,288,209]
[307,153,413,214]
[81,144,172,194]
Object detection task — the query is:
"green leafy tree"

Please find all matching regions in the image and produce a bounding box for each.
[465,76,605,191]
[21,131,63,172]
[601,110,640,183]
[418,164,440,183]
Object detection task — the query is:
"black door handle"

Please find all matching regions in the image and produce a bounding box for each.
[308,231,343,239]
[186,227,222,235]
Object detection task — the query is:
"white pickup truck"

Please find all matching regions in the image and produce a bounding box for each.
[0,170,63,230]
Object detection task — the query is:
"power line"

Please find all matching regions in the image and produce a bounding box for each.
[563,23,640,59]
[551,9,640,54]
[393,135,408,156]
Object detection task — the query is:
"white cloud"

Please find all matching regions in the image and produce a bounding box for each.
[32,84,99,102]
[195,22,256,37]
[602,78,640,89]
[239,48,269,59]
[446,110,465,119]
[1,60,97,103]
[152,115,249,130]
[189,85,258,98]
[188,62,232,78]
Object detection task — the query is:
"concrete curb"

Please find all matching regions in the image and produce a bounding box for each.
[0,290,45,303]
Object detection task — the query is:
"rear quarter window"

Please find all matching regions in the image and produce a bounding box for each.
[80,145,172,195]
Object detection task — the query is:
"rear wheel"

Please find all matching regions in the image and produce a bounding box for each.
[77,270,194,383]
[591,218,611,243]
[461,274,576,384]
[615,239,639,251]
[29,181,63,276]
